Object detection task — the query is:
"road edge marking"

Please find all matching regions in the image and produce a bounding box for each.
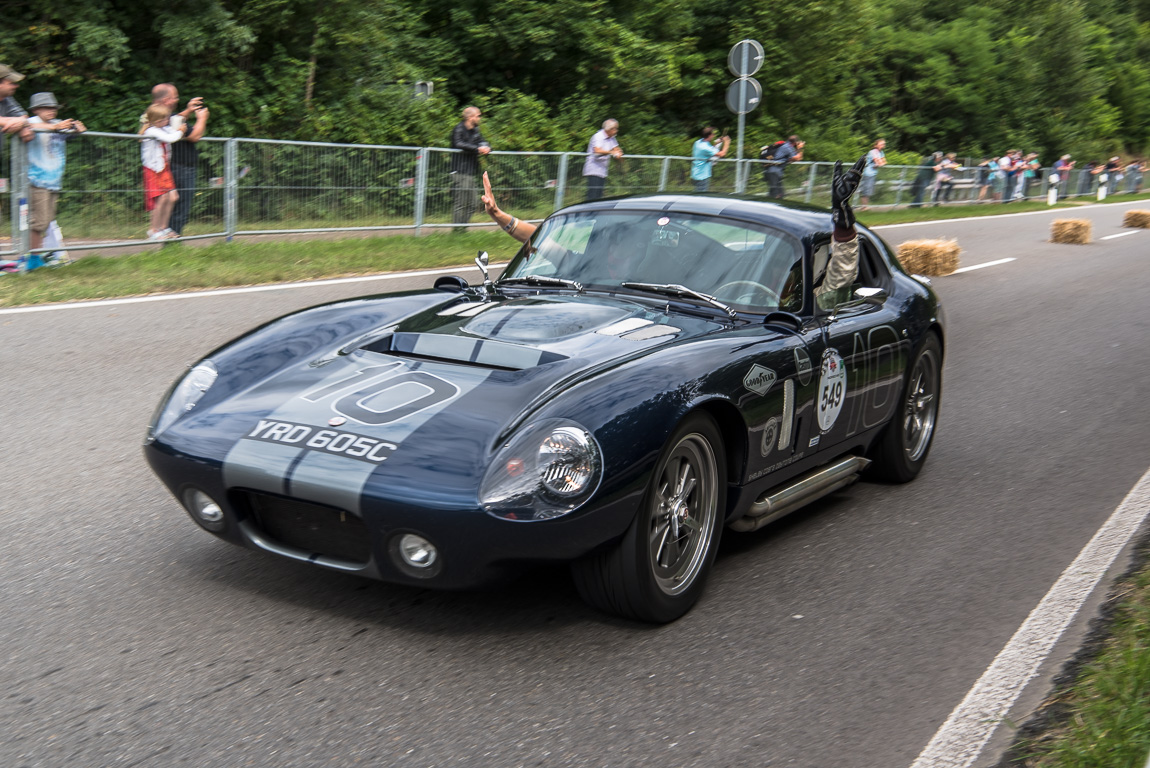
[872,198,1149,230]
[909,466,1150,768]
[952,258,1016,273]
[0,264,504,315]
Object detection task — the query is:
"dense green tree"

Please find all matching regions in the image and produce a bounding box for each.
[0,0,1146,159]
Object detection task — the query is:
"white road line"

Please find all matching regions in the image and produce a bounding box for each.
[872,198,1149,229]
[909,466,1150,768]
[0,265,496,315]
[952,258,1016,273]
[1101,231,1140,240]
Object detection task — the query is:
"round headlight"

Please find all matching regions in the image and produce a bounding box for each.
[151,361,218,437]
[538,427,597,497]
[480,419,603,521]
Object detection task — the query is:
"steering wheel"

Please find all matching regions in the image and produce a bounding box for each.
[713,280,780,307]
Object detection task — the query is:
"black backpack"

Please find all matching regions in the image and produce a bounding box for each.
[760,140,788,166]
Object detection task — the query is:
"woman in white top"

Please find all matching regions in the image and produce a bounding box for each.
[140,104,182,239]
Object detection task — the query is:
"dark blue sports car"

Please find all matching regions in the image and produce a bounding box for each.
[145,194,943,622]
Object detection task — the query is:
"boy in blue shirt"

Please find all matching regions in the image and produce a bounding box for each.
[24,92,85,252]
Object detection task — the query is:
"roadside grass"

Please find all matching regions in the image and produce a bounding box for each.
[1005,553,1150,767]
[3,191,1150,308]
[0,231,513,307]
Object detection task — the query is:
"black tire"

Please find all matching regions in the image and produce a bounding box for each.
[572,412,726,623]
[868,332,942,483]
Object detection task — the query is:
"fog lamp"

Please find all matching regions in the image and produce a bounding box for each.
[398,534,437,568]
[183,488,226,532]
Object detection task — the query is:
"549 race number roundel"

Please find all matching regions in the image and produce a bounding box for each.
[817,349,846,432]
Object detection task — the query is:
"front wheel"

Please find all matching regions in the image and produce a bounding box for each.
[868,333,942,483]
[572,413,726,623]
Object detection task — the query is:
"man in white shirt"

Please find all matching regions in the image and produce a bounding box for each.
[581,119,623,201]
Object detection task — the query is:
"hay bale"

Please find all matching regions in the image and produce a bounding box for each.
[1122,210,1150,228]
[895,239,961,276]
[1051,218,1092,244]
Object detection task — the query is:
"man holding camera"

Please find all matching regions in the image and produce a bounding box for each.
[762,135,804,198]
[149,84,209,238]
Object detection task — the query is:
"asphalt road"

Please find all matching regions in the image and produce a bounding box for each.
[2,203,1148,768]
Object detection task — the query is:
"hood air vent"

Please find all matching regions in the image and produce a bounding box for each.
[364,332,567,371]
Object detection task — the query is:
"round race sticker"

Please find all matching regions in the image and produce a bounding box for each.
[817,349,846,432]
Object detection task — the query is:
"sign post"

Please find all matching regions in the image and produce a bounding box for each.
[726,40,764,194]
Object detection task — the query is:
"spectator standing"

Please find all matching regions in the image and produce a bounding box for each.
[140,104,182,240]
[0,64,29,135]
[762,135,803,198]
[582,119,622,201]
[910,152,942,207]
[1077,161,1096,194]
[858,138,887,208]
[24,92,85,252]
[449,106,490,232]
[168,103,209,237]
[690,127,730,192]
[999,151,1018,201]
[932,153,960,205]
[1127,159,1146,193]
[975,157,997,201]
[145,84,204,238]
[1019,153,1041,198]
[1094,156,1122,195]
[1052,155,1074,201]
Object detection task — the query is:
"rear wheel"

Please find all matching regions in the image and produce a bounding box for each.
[572,413,726,623]
[868,333,942,482]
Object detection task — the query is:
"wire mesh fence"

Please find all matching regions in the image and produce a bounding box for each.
[2,132,1143,264]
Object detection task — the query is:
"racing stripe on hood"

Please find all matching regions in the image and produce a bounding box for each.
[222,359,491,514]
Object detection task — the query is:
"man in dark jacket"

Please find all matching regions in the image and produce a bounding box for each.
[909,152,941,208]
[450,106,490,232]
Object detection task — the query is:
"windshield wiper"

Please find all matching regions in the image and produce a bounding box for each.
[499,275,584,292]
[620,282,737,319]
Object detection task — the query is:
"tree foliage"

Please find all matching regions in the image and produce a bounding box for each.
[1,0,1147,159]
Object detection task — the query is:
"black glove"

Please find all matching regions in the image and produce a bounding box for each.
[831,155,867,232]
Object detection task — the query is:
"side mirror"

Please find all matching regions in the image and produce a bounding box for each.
[475,250,491,282]
[853,287,887,305]
[434,275,469,293]
[475,250,495,296]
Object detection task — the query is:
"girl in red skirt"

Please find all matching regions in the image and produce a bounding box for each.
[141,104,182,239]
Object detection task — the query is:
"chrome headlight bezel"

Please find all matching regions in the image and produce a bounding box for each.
[480,419,603,521]
[148,361,219,439]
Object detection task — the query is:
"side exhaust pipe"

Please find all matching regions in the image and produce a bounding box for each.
[729,455,871,532]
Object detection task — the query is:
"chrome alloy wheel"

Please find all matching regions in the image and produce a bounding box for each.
[903,347,939,463]
[649,433,719,596]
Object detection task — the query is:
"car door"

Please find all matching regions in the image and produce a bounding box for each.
[736,328,821,485]
[801,234,910,455]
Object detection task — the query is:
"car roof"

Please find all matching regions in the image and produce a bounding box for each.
[557,194,835,241]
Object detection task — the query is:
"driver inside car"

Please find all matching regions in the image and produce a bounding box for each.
[482,156,868,311]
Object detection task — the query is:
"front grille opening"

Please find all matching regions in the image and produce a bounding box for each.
[235,490,371,564]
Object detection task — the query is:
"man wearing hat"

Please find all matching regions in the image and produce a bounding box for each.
[0,64,29,134]
[25,92,85,252]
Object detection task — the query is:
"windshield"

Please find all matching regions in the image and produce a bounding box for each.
[500,210,803,313]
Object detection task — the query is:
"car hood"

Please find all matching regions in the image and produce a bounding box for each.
[165,292,725,511]
[371,292,717,369]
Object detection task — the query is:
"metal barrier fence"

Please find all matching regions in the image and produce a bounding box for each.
[2,132,1142,262]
